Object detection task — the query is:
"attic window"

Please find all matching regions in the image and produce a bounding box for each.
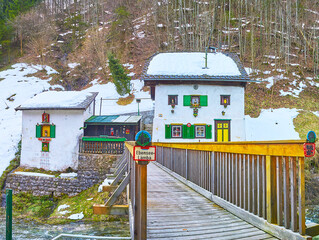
[221,95,230,106]
[168,95,178,105]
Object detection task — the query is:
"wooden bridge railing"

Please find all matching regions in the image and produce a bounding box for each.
[79,138,125,154]
[154,140,311,240]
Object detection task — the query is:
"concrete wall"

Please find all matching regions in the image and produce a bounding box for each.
[6,153,118,196]
[152,84,246,142]
[20,103,93,171]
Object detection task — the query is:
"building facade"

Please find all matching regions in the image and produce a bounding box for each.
[16,91,98,171]
[142,52,255,143]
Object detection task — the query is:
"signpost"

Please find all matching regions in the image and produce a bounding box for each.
[134,130,156,240]
[304,131,317,157]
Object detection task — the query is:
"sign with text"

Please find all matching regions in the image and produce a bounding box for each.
[133,146,156,161]
[303,143,316,157]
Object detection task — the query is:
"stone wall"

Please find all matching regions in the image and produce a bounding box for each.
[6,153,120,196]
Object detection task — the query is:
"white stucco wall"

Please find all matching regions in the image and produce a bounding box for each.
[20,103,94,171]
[152,84,246,142]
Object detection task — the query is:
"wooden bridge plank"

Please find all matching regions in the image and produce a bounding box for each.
[147,163,276,240]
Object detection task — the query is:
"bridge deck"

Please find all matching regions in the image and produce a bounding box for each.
[147,163,277,240]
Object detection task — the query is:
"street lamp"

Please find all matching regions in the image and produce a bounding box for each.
[136,98,141,116]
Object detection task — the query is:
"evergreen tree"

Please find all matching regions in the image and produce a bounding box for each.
[108,53,131,96]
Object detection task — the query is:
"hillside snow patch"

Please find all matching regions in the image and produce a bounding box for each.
[245,108,300,141]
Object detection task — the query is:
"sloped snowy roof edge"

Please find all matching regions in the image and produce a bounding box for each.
[141,51,252,82]
[15,92,98,111]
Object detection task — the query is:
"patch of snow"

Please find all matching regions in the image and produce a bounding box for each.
[245,108,300,141]
[57,40,64,43]
[264,55,280,60]
[98,177,114,192]
[68,212,84,220]
[157,24,164,28]
[264,75,284,88]
[68,63,80,69]
[58,204,70,211]
[263,71,271,74]
[128,72,135,77]
[59,31,72,36]
[123,63,134,69]
[147,53,241,76]
[136,31,145,39]
[87,198,93,201]
[14,172,55,178]
[60,172,77,178]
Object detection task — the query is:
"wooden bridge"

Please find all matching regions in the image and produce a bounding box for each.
[95,140,319,240]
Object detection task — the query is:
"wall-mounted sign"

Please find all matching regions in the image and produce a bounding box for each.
[303,143,316,157]
[133,146,156,161]
[187,123,191,127]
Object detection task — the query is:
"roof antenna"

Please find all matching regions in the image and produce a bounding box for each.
[203,20,217,69]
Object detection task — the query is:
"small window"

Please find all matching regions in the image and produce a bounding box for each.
[171,125,182,138]
[221,95,230,106]
[191,96,200,107]
[168,95,178,105]
[195,125,206,138]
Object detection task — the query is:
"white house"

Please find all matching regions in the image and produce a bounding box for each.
[141,52,256,143]
[16,91,98,171]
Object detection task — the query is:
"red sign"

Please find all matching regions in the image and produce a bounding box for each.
[187,123,191,127]
[303,143,316,157]
[38,138,51,142]
[133,146,156,161]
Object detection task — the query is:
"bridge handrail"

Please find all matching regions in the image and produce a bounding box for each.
[153,141,310,239]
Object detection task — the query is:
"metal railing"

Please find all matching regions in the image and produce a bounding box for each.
[79,140,124,154]
[154,140,309,240]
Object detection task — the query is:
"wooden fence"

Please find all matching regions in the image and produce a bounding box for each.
[79,139,125,154]
[154,141,310,239]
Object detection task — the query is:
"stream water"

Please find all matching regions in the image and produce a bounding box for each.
[0,218,130,240]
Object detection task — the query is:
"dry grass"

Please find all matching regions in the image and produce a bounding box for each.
[117,94,135,105]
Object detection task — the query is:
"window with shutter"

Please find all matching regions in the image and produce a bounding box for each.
[36,125,41,138]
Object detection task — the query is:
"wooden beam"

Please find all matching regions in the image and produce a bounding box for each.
[152,140,305,157]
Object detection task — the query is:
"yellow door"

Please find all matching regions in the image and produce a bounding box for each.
[216,121,230,142]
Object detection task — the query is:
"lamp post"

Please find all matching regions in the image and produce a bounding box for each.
[136,98,141,116]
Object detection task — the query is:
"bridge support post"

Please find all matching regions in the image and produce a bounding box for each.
[266,155,277,224]
[134,161,148,240]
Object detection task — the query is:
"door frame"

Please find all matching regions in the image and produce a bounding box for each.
[214,120,231,142]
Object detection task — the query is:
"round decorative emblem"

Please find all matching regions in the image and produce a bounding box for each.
[135,130,152,146]
[193,84,199,90]
[187,123,191,127]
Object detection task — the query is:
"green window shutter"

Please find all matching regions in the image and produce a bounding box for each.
[50,124,56,138]
[183,95,191,106]
[200,95,208,106]
[190,125,195,139]
[206,124,212,139]
[165,125,171,139]
[182,125,188,139]
[36,125,41,138]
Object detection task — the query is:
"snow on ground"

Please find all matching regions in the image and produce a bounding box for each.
[68,62,80,69]
[58,204,70,211]
[279,81,306,97]
[13,172,55,178]
[245,108,300,141]
[59,172,77,178]
[84,79,153,115]
[68,212,84,220]
[0,63,62,177]
[98,177,114,192]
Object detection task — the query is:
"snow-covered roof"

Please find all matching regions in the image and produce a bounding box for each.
[16,91,98,110]
[142,52,252,83]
